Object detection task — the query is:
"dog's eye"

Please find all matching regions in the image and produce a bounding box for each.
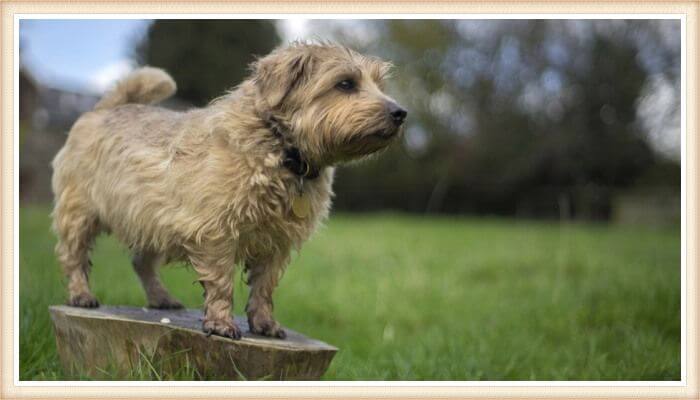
[335,79,357,92]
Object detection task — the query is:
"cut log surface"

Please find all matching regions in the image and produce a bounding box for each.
[49,305,337,380]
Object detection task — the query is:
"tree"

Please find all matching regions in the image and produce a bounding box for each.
[135,20,280,106]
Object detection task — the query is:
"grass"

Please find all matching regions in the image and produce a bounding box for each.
[19,205,680,380]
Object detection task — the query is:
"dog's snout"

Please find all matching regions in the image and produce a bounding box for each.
[387,102,407,127]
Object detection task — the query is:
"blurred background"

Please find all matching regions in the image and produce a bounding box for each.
[19,19,681,223]
[18,19,682,381]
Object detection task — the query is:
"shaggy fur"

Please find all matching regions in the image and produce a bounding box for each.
[51,42,406,339]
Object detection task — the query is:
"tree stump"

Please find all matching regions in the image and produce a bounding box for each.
[49,305,337,380]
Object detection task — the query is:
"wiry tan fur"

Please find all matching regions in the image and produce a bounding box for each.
[51,42,405,339]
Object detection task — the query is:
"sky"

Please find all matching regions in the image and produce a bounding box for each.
[19,19,307,94]
[20,20,153,93]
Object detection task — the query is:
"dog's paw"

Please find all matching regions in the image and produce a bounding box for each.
[148,297,184,310]
[248,316,286,339]
[202,318,242,340]
[68,293,100,308]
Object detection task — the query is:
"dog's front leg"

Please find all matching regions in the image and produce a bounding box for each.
[190,251,241,340]
[245,251,289,339]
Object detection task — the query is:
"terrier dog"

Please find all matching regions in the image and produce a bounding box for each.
[51,42,407,339]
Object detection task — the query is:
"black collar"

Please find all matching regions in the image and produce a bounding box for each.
[263,114,321,180]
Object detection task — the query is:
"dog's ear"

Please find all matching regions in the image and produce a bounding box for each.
[253,48,313,108]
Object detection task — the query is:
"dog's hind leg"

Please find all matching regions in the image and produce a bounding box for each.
[132,251,183,309]
[52,188,100,308]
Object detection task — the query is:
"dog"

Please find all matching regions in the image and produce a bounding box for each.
[51,42,407,339]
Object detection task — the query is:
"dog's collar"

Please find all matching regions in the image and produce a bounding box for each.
[263,114,321,180]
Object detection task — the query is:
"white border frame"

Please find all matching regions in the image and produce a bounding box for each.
[12,13,688,388]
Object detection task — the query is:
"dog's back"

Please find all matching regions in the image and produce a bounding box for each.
[52,66,177,181]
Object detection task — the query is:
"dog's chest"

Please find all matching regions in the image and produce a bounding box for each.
[232,171,333,258]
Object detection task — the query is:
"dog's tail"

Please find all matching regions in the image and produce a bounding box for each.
[93,67,176,110]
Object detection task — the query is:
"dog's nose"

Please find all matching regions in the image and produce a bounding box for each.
[387,102,408,127]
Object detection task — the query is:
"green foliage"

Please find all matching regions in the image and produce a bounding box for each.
[20,206,679,380]
[135,20,281,106]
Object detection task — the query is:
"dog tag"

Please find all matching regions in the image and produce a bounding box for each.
[292,192,311,218]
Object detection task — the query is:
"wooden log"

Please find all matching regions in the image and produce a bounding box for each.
[49,305,337,380]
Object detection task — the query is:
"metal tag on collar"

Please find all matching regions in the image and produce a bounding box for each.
[292,177,311,219]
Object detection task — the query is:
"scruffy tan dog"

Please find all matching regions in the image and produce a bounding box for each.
[51,42,407,339]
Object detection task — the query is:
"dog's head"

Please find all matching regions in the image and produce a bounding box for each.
[252,42,407,166]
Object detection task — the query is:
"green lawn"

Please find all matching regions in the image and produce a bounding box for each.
[19,205,680,380]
